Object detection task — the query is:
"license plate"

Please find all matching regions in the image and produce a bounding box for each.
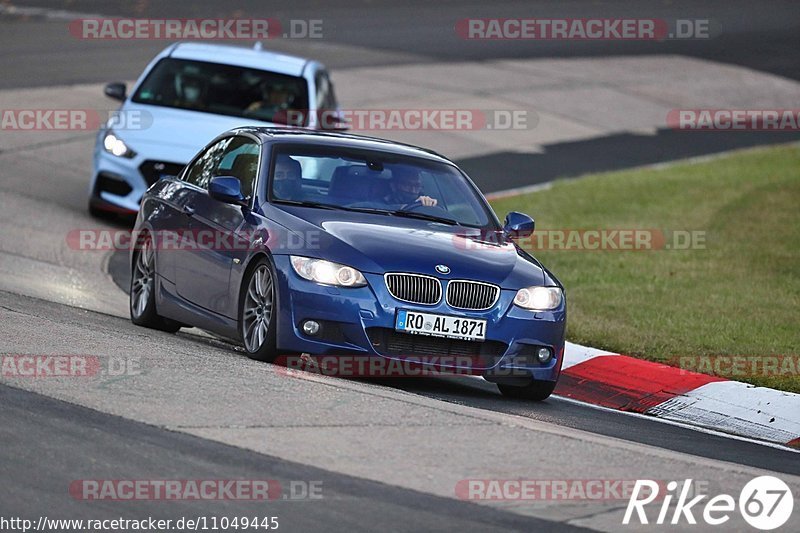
[395,310,486,341]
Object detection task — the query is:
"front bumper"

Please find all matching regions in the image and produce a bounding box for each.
[271,256,566,382]
[90,135,185,212]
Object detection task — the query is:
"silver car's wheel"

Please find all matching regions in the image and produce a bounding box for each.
[131,237,154,319]
[242,264,274,353]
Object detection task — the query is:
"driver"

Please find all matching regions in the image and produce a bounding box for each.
[384,167,437,207]
[272,155,302,199]
[246,82,295,115]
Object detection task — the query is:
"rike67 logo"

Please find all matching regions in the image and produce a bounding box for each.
[624,476,794,530]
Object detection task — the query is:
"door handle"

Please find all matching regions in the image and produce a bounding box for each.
[182,204,196,217]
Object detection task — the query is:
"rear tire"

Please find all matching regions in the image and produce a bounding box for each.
[239,258,279,362]
[498,380,557,401]
[129,233,181,333]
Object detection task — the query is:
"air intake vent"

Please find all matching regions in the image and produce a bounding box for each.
[384,273,442,305]
[446,280,500,310]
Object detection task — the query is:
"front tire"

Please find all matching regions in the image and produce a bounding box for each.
[239,259,278,362]
[130,233,181,333]
[497,380,557,401]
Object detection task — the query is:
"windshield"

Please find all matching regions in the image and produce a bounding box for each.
[132,58,310,125]
[268,146,499,229]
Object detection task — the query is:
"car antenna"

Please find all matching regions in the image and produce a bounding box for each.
[253,41,263,51]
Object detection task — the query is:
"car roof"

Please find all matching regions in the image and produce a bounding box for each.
[233,127,454,165]
[168,42,310,77]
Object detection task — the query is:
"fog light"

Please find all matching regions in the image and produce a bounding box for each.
[302,320,320,336]
[537,347,553,363]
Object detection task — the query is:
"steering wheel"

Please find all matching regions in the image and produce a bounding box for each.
[401,199,447,212]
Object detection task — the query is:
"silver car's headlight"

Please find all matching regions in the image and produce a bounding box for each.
[514,286,563,311]
[290,256,367,287]
[103,130,136,158]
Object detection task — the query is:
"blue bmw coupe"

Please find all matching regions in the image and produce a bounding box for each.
[130,127,566,400]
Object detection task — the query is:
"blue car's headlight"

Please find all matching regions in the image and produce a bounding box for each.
[514,286,562,311]
[290,256,367,288]
[103,130,136,158]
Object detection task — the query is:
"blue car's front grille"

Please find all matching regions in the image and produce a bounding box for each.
[384,273,500,310]
[446,280,500,310]
[384,273,442,305]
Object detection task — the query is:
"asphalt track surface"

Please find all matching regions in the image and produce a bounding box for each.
[0,382,584,532]
[3,0,800,189]
[3,0,800,85]
[1,1,800,531]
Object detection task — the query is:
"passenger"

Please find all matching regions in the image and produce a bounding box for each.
[272,155,302,200]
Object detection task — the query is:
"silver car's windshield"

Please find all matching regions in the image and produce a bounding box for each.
[269,146,499,229]
[132,58,310,125]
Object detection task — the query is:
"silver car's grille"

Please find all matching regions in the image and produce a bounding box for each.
[446,280,500,310]
[385,273,442,305]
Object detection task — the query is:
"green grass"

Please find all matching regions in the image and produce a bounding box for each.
[490,144,800,393]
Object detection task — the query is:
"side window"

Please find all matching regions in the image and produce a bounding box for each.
[183,137,236,189]
[217,139,260,197]
[183,137,260,197]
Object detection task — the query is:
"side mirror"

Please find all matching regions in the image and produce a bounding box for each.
[503,211,535,239]
[209,176,248,207]
[104,82,127,101]
[317,109,350,131]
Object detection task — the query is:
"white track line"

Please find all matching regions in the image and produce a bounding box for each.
[553,395,800,454]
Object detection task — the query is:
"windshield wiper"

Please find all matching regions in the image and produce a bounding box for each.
[391,210,460,226]
[272,200,339,210]
[274,200,458,225]
[336,206,393,215]
[273,200,392,216]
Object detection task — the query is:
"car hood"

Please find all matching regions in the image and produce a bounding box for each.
[111,102,275,152]
[271,207,546,289]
